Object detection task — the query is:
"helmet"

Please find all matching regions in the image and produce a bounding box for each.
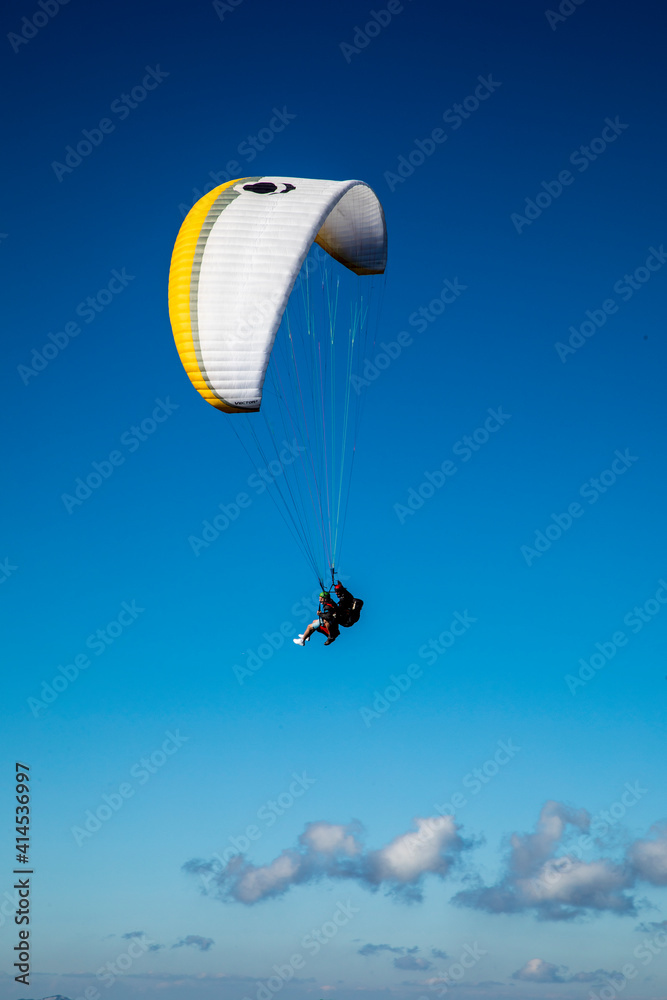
[319,592,328,600]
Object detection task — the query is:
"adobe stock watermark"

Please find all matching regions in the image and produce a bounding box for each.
[352,277,467,395]
[555,245,667,362]
[0,558,17,584]
[197,772,316,890]
[420,941,488,998]
[406,738,521,858]
[545,0,586,31]
[45,933,159,999]
[178,107,297,217]
[565,579,667,694]
[587,926,667,1000]
[232,578,350,684]
[431,739,521,817]
[61,397,178,513]
[237,287,285,341]
[394,407,510,524]
[17,268,135,385]
[213,0,245,21]
[0,884,23,930]
[243,900,359,1000]
[96,934,159,990]
[360,610,476,726]
[292,242,328,292]
[511,117,628,233]
[70,730,189,846]
[339,0,414,63]
[28,601,145,717]
[530,781,648,898]
[8,0,71,53]
[520,449,638,567]
[384,75,501,192]
[51,66,170,181]
[188,438,305,555]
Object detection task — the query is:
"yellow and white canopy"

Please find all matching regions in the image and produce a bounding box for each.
[168,176,387,413]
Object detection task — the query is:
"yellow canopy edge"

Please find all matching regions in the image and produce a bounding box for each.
[168,179,241,413]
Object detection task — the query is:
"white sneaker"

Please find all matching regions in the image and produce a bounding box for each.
[293,636,305,646]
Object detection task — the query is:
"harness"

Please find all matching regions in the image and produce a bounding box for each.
[317,576,363,632]
[318,597,337,626]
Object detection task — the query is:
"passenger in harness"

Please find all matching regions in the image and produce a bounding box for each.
[293,592,341,647]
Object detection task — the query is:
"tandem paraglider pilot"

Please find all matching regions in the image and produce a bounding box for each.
[293,582,364,647]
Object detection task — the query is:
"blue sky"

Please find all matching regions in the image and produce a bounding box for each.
[2,0,667,998]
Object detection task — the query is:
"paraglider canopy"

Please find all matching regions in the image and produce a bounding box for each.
[168,175,387,587]
[168,176,387,414]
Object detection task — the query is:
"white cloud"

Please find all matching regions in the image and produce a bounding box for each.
[301,820,362,855]
[453,801,635,919]
[394,953,432,970]
[512,958,567,982]
[627,824,667,885]
[184,816,467,904]
[512,959,621,984]
[368,816,460,884]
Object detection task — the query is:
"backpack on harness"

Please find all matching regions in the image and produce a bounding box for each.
[339,597,363,628]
